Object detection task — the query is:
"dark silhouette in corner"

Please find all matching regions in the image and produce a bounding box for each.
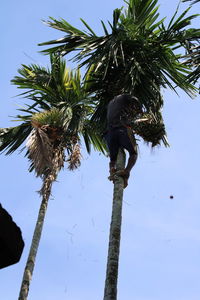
[0,204,24,269]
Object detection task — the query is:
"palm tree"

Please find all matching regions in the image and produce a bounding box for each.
[39,1,200,299]
[0,54,104,300]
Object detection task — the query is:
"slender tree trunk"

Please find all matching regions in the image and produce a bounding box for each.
[103,148,126,300]
[18,174,54,300]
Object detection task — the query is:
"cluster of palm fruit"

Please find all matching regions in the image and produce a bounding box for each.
[131,112,168,147]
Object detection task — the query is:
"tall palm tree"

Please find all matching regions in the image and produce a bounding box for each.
[39,1,200,299]
[0,54,104,300]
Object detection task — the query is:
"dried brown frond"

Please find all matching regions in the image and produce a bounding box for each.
[52,146,65,174]
[40,125,63,144]
[68,142,81,171]
[39,147,65,196]
[26,127,54,177]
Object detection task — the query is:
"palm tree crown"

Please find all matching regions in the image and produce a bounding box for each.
[0,55,104,168]
[39,0,200,146]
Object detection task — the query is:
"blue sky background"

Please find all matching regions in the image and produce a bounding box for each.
[1,1,200,299]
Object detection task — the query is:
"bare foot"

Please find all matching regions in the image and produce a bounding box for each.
[108,168,117,182]
[115,169,130,188]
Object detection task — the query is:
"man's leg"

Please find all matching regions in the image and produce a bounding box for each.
[121,152,137,175]
[105,129,119,181]
[108,161,117,181]
[116,152,137,187]
[116,127,138,188]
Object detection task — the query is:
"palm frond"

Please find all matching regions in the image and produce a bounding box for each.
[182,41,200,83]
[26,127,54,177]
[31,107,72,130]
[0,128,11,137]
[38,146,65,196]
[11,54,88,110]
[67,139,82,170]
[182,0,200,4]
[0,124,32,154]
[39,0,198,101]
[81,120,107,154]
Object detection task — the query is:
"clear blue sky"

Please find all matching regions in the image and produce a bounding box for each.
[1,1,200,299]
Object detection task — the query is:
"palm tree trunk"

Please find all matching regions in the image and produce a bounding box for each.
[18,174,54,300]
[103,148,126,300]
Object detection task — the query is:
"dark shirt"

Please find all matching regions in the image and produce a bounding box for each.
[107,94,139,129]
[0,204,24,269]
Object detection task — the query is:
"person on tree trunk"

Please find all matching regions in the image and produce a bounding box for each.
[105,94,142,188]
[0,204,24,269]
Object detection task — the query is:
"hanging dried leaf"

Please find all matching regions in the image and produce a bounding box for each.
[39,147,65,196]
[26,127,54,177]
[68,142,81,170]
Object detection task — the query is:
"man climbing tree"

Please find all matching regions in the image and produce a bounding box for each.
[105,94,142,188]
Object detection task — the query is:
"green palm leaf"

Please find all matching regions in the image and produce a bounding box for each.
[182,0,200,4]
[0,124,32,154]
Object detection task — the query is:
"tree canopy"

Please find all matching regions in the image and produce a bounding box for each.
[39,0,200,146]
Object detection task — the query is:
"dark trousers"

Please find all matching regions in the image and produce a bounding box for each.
[105,126,138,162]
